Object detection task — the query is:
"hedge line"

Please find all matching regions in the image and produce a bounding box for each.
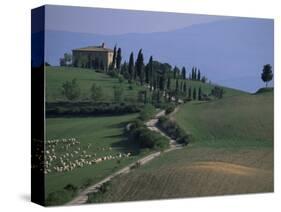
[158,116,192,145]
[127,119,169,150]
[46,101,143,117]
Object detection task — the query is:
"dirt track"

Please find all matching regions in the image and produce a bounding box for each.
[66,109,182,205]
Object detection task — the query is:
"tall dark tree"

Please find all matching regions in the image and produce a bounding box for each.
[193,87,197,100]
[145,64,149,84]
[261,64,273,87]
[198,87,202,100]
[116,48,122,71]
[191,67,194,80]
[135,49,144,85]
[173,66,180,79]
[111,45,117,69]
[121,61,128,78]
[128,52,134,82]
[181,66,186,79]
[159,75,166,91]
[180,81,183,92]
[167,75,171,91]
[188,87,192,99]
[175,79,179,93]
[197,69,201,81]
[183,81,187,94]
[148,57,154,91]
[148,56,153,85]
[194,68,197,81]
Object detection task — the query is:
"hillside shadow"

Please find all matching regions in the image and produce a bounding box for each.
[107,121,128,128]
[110,138,141,155]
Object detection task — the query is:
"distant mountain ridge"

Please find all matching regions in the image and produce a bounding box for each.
[41,18,273,92]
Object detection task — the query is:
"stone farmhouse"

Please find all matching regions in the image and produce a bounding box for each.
[72,43,114,70]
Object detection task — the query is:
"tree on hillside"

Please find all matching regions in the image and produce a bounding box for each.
[60,53,72,67]
[167,75,171,91]
[116,48,122,71]
[173,66,180,79]
[111,45,117,69]
[135,49,144,85]
[62,78,80,101]
[194,68,197,81]
[121,62,129,79]
[90,83,103,102]
[159,75,166,91]
[201,76,207,83]
[148,57,154,91]
[197,69,201,81]
[147,56,153,85]
[180,81,183,92]
[188,87,192,99]
[144,64,149,84]
[175,79,179,93]
[181,67,186,80]
[128,52,134,82]
[211,86,224,99]
[183,81,187,94]
[261,64,273,87]
[198,87,202,100]
[193,87,197,100]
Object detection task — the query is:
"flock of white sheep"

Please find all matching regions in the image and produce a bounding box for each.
[44,137,131,174]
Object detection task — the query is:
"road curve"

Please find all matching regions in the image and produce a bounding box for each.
[66,109,182,206]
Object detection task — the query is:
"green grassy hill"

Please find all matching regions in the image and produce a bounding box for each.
[46,66,246,102]
[45,113,154,205]
[89,147,272,203]
[175,91,273,148]
[86,91,273,203]
[170,78,247,97]
[45,65,273,204]
[46,66,148,102]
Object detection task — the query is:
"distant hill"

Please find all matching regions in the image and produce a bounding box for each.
[39,17,273,93]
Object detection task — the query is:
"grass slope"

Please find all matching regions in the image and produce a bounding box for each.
[170,78,247,97]
[46,66,147,102]
[87,91,273,203]
[45,113,151,203]
[175,91,273,148]
[46,66,246,102]
[87,147,273,203]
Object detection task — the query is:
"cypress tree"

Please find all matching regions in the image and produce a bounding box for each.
[173,66,180,79]
[167,75,171,91]
[135,49,144,85]
[175,79,179,93]
[193,87,197,100]
[148,56,153,85]
[112,45,117,69]
[128,52,134,82]
[198,87,202,100]
[180,80,183,92]
[194,68,197,81]
[197,69,201,81]
[181,66,186,79]
[188,87,192,99]
[116,48,122,71]
[183,81,187,94]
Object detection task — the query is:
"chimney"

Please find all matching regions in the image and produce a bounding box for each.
[101,42,105,48]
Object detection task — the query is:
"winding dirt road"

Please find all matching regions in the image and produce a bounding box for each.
[66,109,182,206]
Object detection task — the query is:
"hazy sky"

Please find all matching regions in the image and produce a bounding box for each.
[45,5,231,35]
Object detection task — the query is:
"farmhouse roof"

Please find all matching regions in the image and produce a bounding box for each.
[73,43,113,52]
